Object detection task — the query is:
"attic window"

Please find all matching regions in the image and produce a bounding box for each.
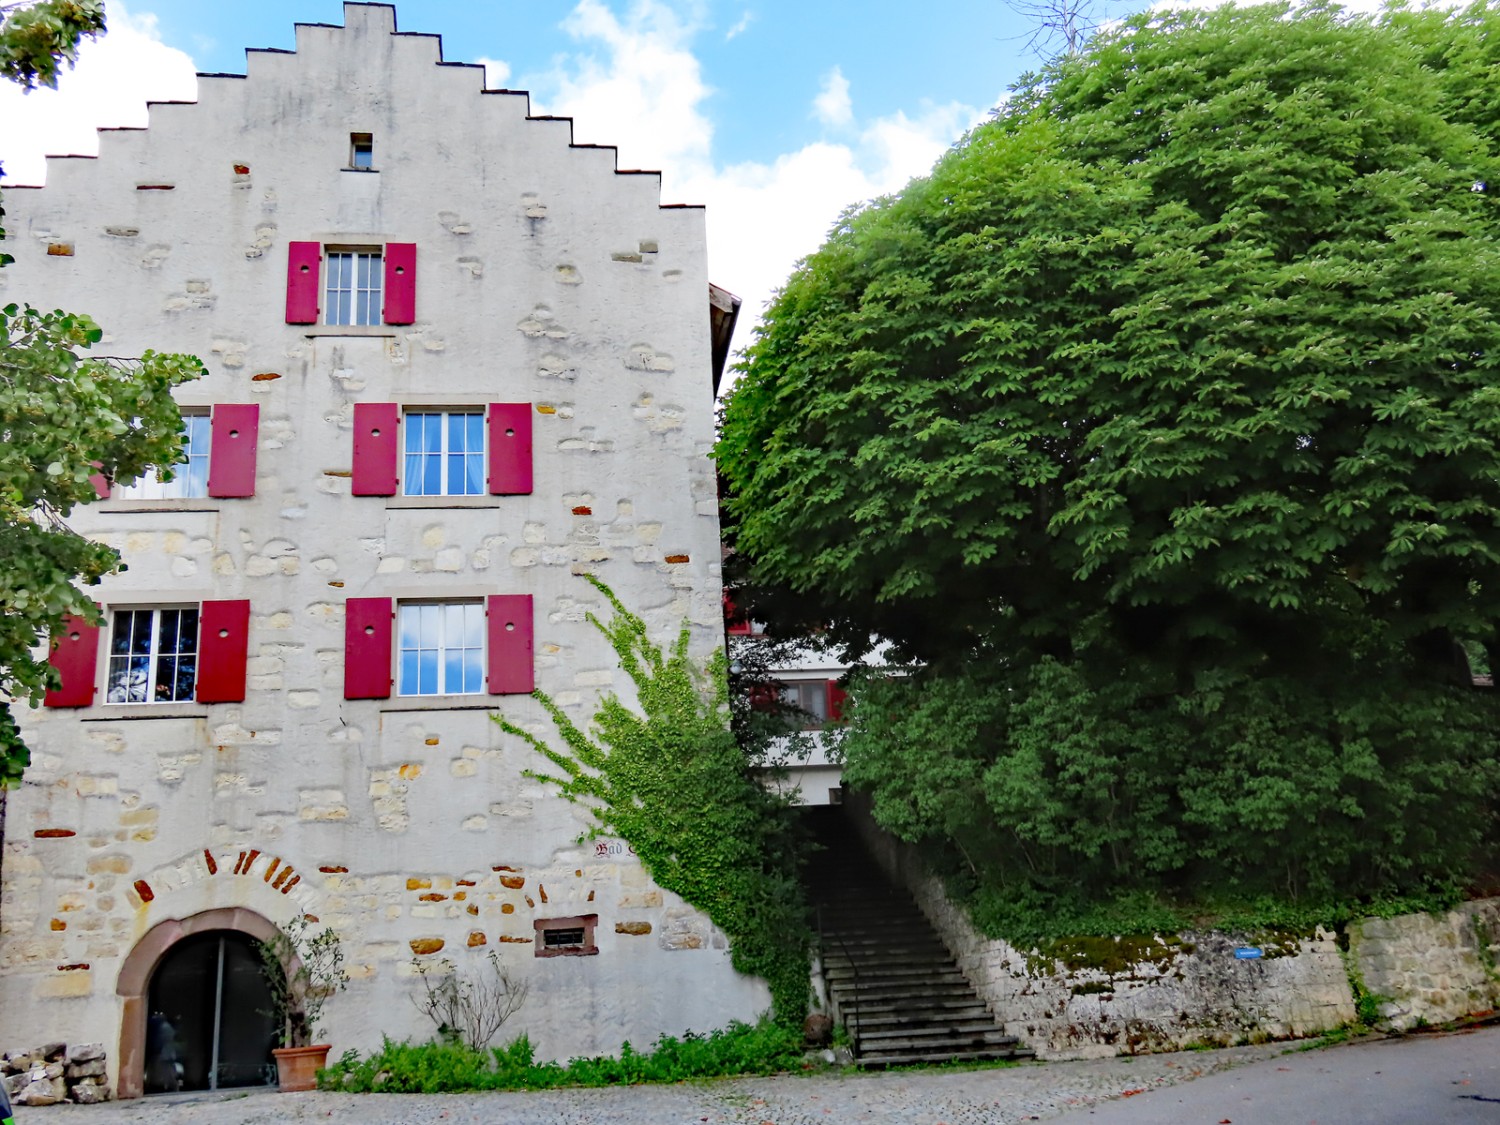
[535,914,598,957]
[350,133,374,170]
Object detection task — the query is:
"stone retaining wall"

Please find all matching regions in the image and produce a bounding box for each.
[844,795,1500,1059]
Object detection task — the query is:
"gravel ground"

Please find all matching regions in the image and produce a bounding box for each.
[16,1040,1296,1125]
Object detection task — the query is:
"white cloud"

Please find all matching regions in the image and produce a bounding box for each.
[527,2,985,374]
[475,56,512,90]
[812,66,852,128]
[725,11,755,40]
[0,3,197,186]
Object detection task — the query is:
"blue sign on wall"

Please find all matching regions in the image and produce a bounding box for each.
[1234,946,1264,960]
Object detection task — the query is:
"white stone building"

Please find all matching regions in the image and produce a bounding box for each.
[0,3,759,1098]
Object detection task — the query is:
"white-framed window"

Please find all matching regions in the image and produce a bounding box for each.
[403,411,485,497]
[781,680,831,729]
[325,248,382,326]
[115,414,210,500]
[107,607,199,704]
[398,602,484,696]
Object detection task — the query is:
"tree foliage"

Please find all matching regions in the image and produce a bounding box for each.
[0,0,104,91]
[0,1,204,783]
[718,2,1500,929]
[497,577,812,1023]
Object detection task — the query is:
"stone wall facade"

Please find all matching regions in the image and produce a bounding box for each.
[0,3,763,1098]
[846,795,1500,1058]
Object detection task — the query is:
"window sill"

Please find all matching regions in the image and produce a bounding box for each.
[341,167,379,174]
[302,325,398,338]
[94,500,221,514]
[378,695,498,713]
[386,496,500,509]
[83,704,209,721]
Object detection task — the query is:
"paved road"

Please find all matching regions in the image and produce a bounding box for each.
[19,1028,1498,1124]
[1056,1024,1500,1125]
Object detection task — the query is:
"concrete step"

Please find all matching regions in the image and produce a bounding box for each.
[855,1021,1011,1043]
[848,1004,996,1026]
[857,1045,1036,1068]
[824,963,969,984]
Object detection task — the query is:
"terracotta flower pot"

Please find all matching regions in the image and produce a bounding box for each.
[272,1044,331,1092]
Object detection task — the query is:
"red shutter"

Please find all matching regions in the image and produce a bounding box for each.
[196,599,250,703]
[487,403,533,495]
[724,594,752,635]
[827,680,848,723]
[383,242,416,325]
[89,465,110,500]
[44,613,101,708]
[352,403,400,496]
[486,594,533,695]
[345,597,393,699]
[286,241,321,324]
[207,404,259,498]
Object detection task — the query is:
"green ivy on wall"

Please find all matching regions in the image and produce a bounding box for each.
[495,576,812,1025]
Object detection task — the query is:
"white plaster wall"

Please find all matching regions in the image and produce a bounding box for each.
[0,2,765,1088]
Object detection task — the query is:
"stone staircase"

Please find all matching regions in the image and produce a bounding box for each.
[805,807,1033,1067]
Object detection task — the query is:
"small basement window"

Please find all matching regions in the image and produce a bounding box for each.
[534,914,598,957]
[350,133,374,170]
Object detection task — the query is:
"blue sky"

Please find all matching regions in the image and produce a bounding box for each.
[0,0,1060,350]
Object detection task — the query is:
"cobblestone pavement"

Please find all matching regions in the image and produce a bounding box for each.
[21,1041,1295,1125]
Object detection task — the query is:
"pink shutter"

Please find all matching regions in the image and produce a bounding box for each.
[44,613,101,708]
[352,403,399,496]
[345,597,393,699]
[207,404,259,498]
[286,241,321,324]
[827,680,848,723]
[383,242,416,325]
[196,599,250,703]
[487,403,533,495]
[486,594,534,695]
[89,464,110,500]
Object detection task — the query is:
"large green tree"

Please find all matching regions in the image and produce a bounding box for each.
[718,1,1500,934]
[1,0,204,785]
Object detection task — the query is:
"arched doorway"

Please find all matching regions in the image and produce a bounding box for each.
[117,908,285,1100]
[144,930,277,1093]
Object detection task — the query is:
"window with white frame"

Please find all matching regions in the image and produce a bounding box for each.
[403,411,485,496]
[115,414,210,500]
[107,607,199,703]
[780,680,830,729]
[325,248,382,326]
[398,602,484,696]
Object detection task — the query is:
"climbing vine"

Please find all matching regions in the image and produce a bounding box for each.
[494,577,811,1025]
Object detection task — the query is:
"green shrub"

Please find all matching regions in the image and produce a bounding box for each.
[321,1020,806,1093]
[496,576,812,1024]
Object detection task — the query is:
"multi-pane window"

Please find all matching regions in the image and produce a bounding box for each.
[324,249,382,326]
[398,602,484,696]
[107,608,199,704]
[403,411,485,496]
[115,414,211,500]
[780,680,830,729]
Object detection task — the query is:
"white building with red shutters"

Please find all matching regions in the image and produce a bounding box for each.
[0,3,753,1098]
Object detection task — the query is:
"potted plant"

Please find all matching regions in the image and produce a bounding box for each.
[257,916,348,1091]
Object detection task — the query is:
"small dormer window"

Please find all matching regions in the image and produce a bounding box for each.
[350,133,374,170]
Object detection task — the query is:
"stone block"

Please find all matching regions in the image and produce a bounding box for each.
[72,1079,112,1103]
[15,1075,67,1105]
[65,1058,106,1079]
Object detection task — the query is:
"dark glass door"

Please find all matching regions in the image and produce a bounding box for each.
[145,931,276,1094]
